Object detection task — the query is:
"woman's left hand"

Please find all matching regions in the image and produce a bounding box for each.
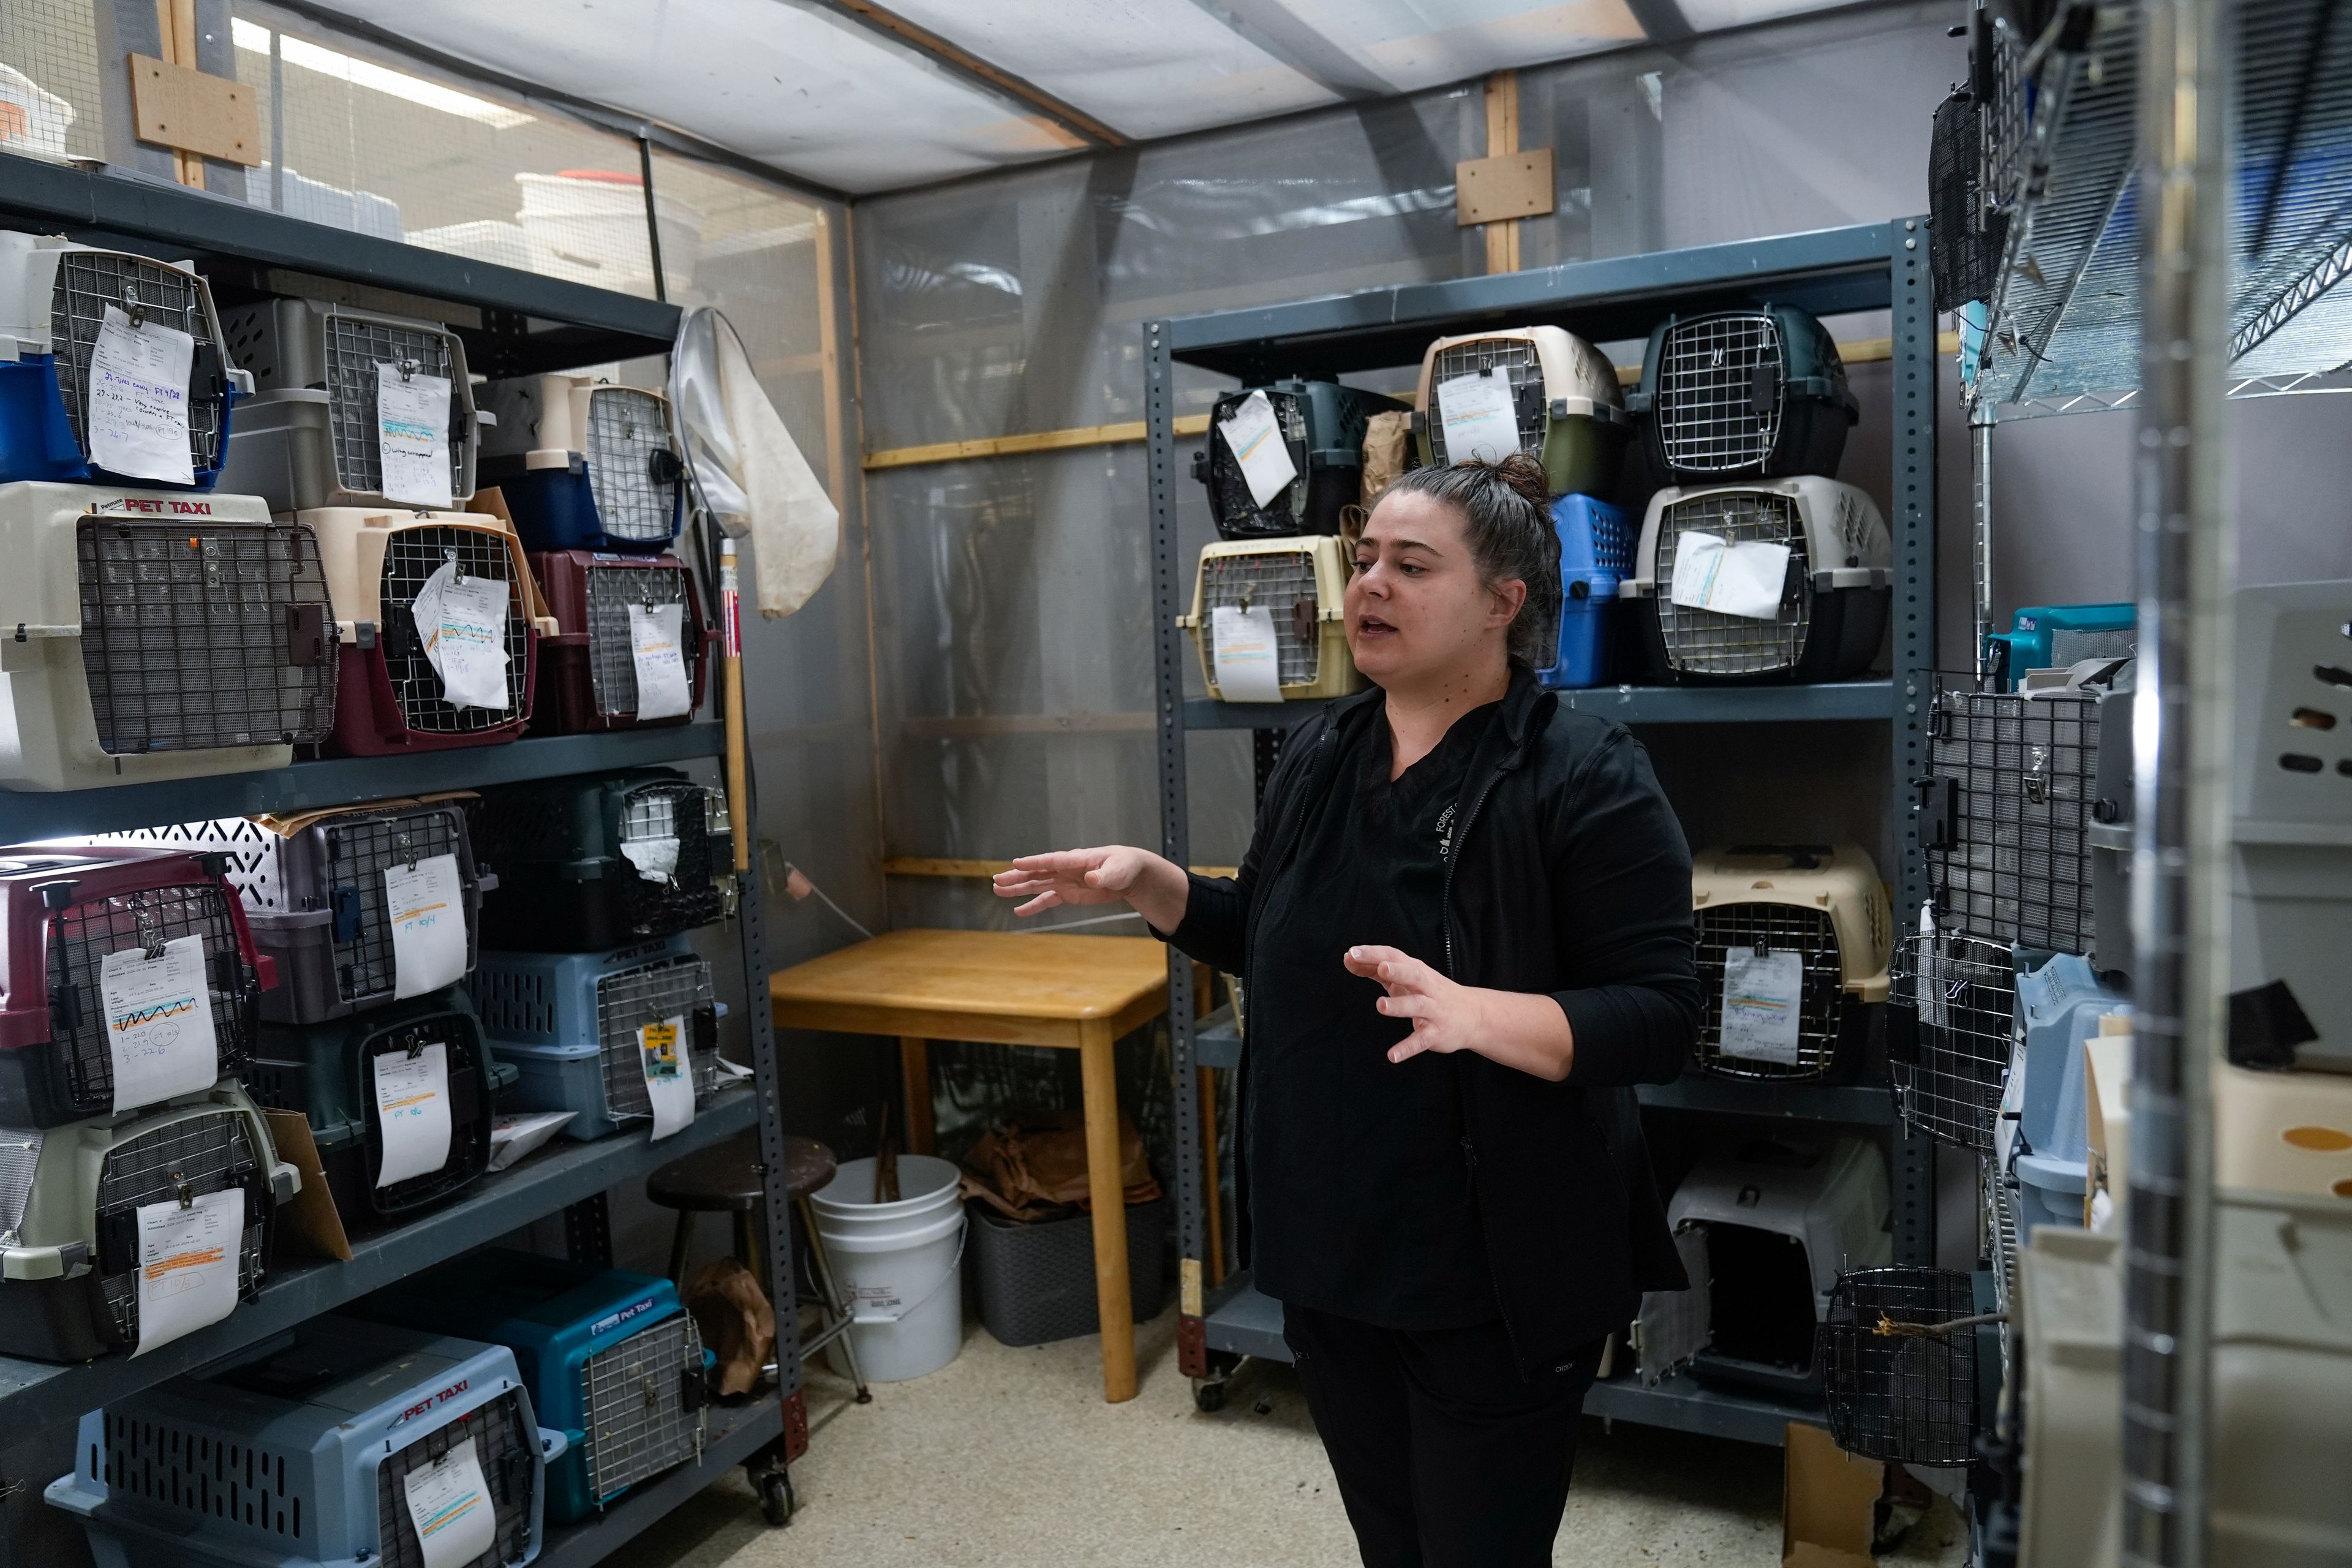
[1343,944,1577,1080]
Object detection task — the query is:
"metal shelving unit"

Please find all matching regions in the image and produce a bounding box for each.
[0,167,805,1555]
[1144,218,1941,1446]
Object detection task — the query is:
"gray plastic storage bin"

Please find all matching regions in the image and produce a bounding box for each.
[970,1197,1166,1348]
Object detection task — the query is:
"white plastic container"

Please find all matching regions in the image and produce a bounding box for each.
[516,172,703,296]
[810,1155,967,1382]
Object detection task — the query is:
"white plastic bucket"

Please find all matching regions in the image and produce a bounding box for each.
[810,1155,967,1382]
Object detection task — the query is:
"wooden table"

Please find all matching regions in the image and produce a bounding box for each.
[768,928,1169,1403]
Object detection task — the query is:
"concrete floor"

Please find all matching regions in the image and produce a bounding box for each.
[605,1305,1970,1568]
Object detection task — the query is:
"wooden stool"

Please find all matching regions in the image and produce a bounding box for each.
[647,1131,870,1403]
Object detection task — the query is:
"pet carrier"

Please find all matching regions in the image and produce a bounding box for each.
[0,232,251,490]
[47,1314,564,1568]
[0,484,341,790]
[479,375,685,552]
[1689,844,1890,1084]
[470,935,722,1142]
[1624,477,1891,684]
[1179,535,1360,703]
[1888,911,2018,1152]
[1626,306,1858,481]
[1822,1266,1980,1466]
[0,1079,296,1362]
[356,1249,707,1523]
[1192,379,1406,541]
[215,298,484,512]
[249,989,498,1228]
[1411,326,1628,494]
[1533,494,1630,691]
[306,505,556,755]
[0,848,272,1128]
[1663,1135,1890,1398]
[1984,601,2135,688]
[473,769,728,952]
[2005,952,2127,1235]
[527,550,711,733]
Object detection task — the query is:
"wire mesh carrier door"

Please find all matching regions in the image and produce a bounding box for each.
[379,527,536,741]
[579,1303,706,1507]
[1689,844,1891,1084]
[1194,379,1405,540]
[0,849,266,1128]
[478,375,685,552]
[1629,306,1858,481]
[1412,325,1630,496]
[476,771,726,951]
[592,954,717,1129]
[1822,1266,1982,1466]
[527,549,710,733]
[1182,535,1360,701]
[1888,919,2018,1152]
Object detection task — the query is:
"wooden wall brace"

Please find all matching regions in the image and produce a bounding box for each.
[1483,70,1521,276]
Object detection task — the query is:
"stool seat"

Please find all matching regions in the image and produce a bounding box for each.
[648,1132,836,1212]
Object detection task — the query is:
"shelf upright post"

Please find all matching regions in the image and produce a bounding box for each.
[736,785,809,1467]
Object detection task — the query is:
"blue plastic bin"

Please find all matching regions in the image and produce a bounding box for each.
[1537,496,1629,690]
[1986,603,2135,688]
[2008,952,2132,1234]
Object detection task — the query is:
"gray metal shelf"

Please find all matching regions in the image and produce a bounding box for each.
[1183,681,1891,731]
[536,1392,786,1566]
[1637,1074,1894,1125]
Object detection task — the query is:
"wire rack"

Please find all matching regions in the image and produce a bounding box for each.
[585,563,693,718]
[1208,388,1308,533]
[1692,903,1849,1080]
[361,1014,487,1212]
[325,313,463,499]
[49,251,227,474]
[1427,337,1544,460]
[375,1387,536,1568]
[95,1110,267,1344]
[1891,929,2016,1152]
[1654,313,1785,473]
[48,882,254,1117]
[1823,1266,1980,1466]
[1924,684,2100,952]
[1983,1152,2022,1370]
[1197,549,1327,687]
[75,519,339,754]
[1651,490,1809,677]
[584,388,681,543]
[320,808,468,1004]
[380,527,529,734]
[580,1312,704,1501]
[592,956,714,1126]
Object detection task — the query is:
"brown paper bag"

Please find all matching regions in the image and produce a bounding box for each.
[1360,410,1413,507]
[686,1256,775,1396]
[958,1110,1160,1223]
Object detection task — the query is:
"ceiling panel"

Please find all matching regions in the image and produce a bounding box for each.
[1269,0,1646,91]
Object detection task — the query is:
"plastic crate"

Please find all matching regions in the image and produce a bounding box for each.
[527,550,712,733]
[0,1079,296,1362]
[355,1249,708,1523]
[1530,495,1630,691]
[1664,1134,1890,1398]
[473,769,727,951]
[216,298,482,511]
[1985,601,2136,688]
[1689,844,1890,1084]
[1888,919,2018,1153]
[1192,379,1406,540]
[971,1197,1167,1348]
[480,376,685,552]
[47,1315,563,1568]
[1179,535,1360,703]
[0,232,250,490]
[2005,953,2127,1235]
[1412,326,1630,495]
[0,483,341,789]
[249,989,497,1227]
[1917,680,2104,952]
[1822,1266,1979,1466]
[1625,478,1891,684]
[0,848,272,1128]
[1628,306,1858,481]
[470,935,720,1140]
[305,507,557,756]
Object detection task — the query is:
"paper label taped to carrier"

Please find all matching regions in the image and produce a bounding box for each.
[622,834,680,883]
[413,558,511,711]
[377,363,454,508]
[101,933,221,1114]
[401,1432,497,1568]
[374,1041,454,1188]
[640,1015,695,1140]
[132,1185,242,1356]
[87,304,195,485]
[1435,371,1522,464]
[1209,603,1284,703]
[1216,389,1298,509]
[627,600,693,720]
[1668,531,1790,622]
[1718,947,1805,1063]
[386,853,468,999]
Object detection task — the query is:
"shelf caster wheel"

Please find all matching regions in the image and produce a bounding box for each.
[755,1466,795,1527]
[1193,1376,1228,1414]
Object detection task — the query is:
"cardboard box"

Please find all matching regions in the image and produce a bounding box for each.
[1782,1421,1886,1568]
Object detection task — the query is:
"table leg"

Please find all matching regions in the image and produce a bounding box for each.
[1079,1018,1137,1403]
[898,1036,935,1156]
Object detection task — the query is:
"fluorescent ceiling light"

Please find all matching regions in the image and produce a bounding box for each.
[230,17,534,129]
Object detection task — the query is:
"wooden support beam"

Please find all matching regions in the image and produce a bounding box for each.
[807,0,1128,150]
[1483,70,1520,276]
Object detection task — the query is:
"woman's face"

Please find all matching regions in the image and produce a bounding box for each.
[1345,489,1525,688]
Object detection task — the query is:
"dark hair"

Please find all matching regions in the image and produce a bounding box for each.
[1349,452,1559,669]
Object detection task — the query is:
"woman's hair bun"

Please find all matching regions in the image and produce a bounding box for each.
[1476,451,1550,508]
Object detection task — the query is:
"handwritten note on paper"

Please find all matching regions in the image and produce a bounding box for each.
[1436,370,1522,464]
[401,1434,498,1568]
[385,853,467,999]
[373,1041,454,1188]
[1668,531,1792,622]
[88,304,195,485]
[1718,947,1805,1063]
[641,1015,695,1140]
[1216,390,1298,509]
[132,1186,243,1355]
[1210,603,1284,704]
[101,933,220,1112]
[377,362,453,508]
[412,559,511,711]
[627,600,693,720]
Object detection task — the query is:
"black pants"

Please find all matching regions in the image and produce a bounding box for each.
[1283,1303,1605,1568]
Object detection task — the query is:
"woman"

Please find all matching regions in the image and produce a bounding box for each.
[994,454,1699,1567]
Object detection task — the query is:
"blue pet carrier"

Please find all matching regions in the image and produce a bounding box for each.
[1536,494,1630,690]
[1985,602,2136,689]
[357,1250,708,1523]
[478,376,685,553]
[2003,952,2130,1236]
[47,1315,565,1568]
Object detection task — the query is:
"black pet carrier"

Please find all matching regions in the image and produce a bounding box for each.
[1629,306,1858,481]
[1193,379,1405,540]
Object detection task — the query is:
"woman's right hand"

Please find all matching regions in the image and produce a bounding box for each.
[992,846,1190,932]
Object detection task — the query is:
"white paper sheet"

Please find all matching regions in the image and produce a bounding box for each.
[620,834,680,884]
[1435,371,1523,464]
[373,1042,454,1188]
[401,1433,497,1568]
[131,1186,242,1356]
[102,933,220,1113]
[627,600,693,720]
[1717,947,1806,1063]
[487,1110,575,1172]
[1210,603,1284,703]
[1668,531,1791,621]
[377,363,454,508]
[385,854,467,1000]
[412,559,511,711]
[1215,389,1298,508]
[87,305,195,485]
[640,1014,695,1140]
